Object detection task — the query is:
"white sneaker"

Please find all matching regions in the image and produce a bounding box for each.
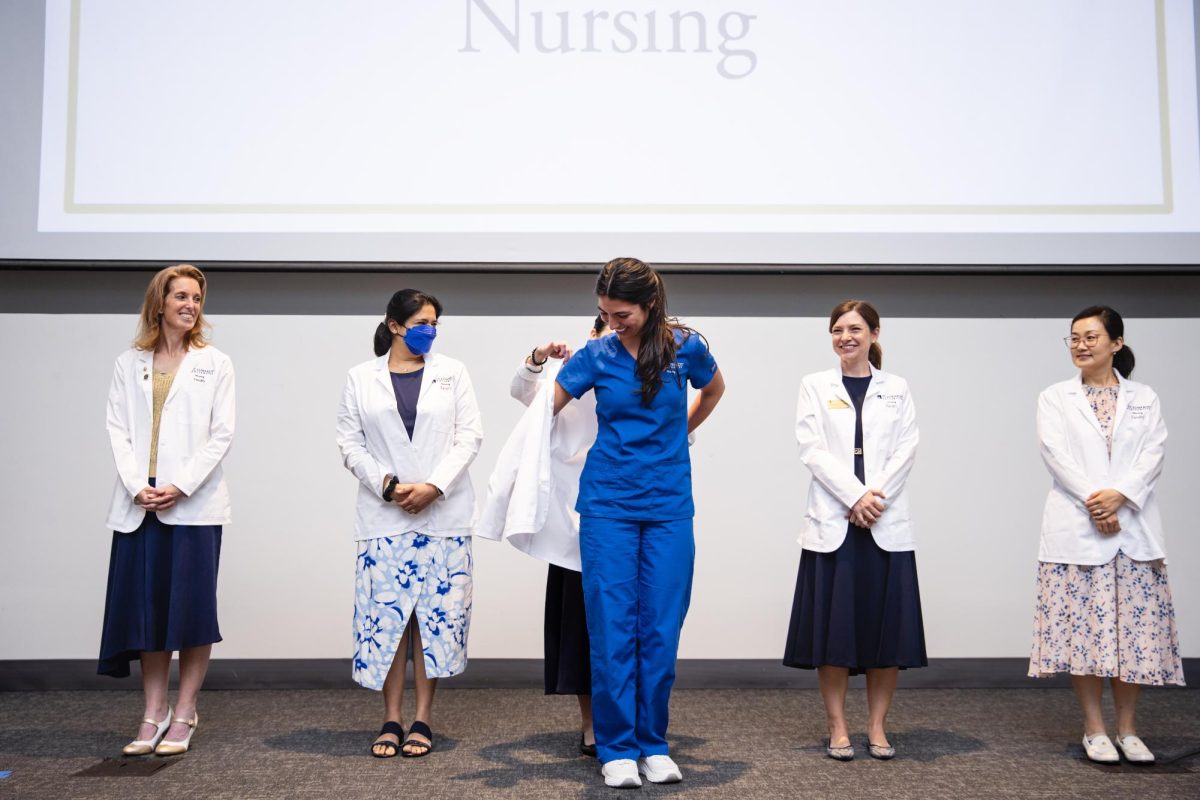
[1082,733,1120,764]
[637,754,682,784]
[601,758,642,789]
[1115,734,1155,764]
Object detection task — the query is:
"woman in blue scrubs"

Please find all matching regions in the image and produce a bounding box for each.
[553,257,725,788]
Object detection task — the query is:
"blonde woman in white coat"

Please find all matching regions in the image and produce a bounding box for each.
[1029,305,1184,765]
[99,264,234,757]
[337,289,483,758]
[782,300,926,762]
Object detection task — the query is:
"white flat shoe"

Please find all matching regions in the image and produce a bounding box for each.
[123,706,172,756]
[638,754,682,783]
[155,712,198,756]
[1116,734,1155,764]
[1082,733,1119,764]
[601,758,642,788]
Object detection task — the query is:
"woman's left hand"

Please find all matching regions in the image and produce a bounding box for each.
[1085,488,1126,522]
[392,483,441,515]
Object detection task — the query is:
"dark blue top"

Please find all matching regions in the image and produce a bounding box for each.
[556,329,717,520]
[842,374,871,483]
[390,368,424,440]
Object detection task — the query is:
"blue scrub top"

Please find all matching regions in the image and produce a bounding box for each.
[557,329,717,520]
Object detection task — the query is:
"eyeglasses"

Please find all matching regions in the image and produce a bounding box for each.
[1064,333,1107,348]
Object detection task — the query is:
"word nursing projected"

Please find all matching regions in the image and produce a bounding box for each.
[460,0,757,78]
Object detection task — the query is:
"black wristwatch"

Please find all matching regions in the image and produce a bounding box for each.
[382,475,400,501]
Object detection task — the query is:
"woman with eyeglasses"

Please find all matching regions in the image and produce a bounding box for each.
[336,289,483,758]
[1029,305,1184,764]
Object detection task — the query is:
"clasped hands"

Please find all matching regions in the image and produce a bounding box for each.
[847,488,888,528]
[134,484,184,511]
[1086,488,1127,535]
[383,475,441,515]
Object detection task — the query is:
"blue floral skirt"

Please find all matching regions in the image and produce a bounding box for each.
[97,509,222,678]
[1029,552,1185,686]
[353,533,472,688]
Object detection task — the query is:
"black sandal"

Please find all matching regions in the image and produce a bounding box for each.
[371,721,405,758]
[401,721,434,757]
[579,734,597,758]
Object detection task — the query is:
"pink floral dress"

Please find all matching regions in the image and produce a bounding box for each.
[1028,385,1185,685]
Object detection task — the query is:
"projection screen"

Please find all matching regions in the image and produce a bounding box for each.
[3,0,1200,266]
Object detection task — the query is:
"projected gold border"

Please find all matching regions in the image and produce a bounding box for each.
[62,0,1174,216]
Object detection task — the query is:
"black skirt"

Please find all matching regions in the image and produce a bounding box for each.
[97,506,223,678]
[783,524,927,675]
[544,564,591,695]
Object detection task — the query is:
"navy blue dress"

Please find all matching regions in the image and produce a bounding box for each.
[782,374,927,675]
[97,479,223,678]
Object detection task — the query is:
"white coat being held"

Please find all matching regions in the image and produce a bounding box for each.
[1037,373,1167,565]
[795,366,918,552]
[336,352,483,540]
[105,345,236,532]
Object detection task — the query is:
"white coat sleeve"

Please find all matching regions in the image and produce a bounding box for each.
[1111,394,1166,511]
[510,361,544,407]
[796,381,867,508]
[877,386,918,501]
[174,356,236,496]
[427,366,484,497]
[1037,389,1096,505]
[105,355,143,498]
[336,372,391,496]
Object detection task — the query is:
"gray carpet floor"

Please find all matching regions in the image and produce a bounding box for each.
[0,688,1197,799]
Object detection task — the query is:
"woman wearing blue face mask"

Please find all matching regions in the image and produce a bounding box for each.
[336,289,484,758]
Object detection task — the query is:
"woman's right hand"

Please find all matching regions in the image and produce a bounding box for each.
[848,489,887,527]
[531,341,571,364]
[1093,516,1121,535]
[134,487,157,508]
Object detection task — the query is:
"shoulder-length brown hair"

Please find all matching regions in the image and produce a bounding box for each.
[132,264,211,351]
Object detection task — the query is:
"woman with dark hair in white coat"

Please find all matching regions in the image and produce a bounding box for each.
[782,299,926,762]
[337,288,483,759]
[1029,305,1184,765]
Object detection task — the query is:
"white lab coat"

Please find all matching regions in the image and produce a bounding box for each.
[1036,373,1167,565]
[336,353,483,540]
[105,345,236,532]
[476,361,596,571]
[795,366,919,552]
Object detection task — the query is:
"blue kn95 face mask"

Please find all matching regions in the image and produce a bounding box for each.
[402,324,437,355]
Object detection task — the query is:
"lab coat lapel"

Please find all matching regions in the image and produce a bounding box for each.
[1065,381,1106,440]
[826,369,853,407]
[163,349,197,405]
[1110,371,1130,440]
[136,350,155,412]
[412,354,441,442]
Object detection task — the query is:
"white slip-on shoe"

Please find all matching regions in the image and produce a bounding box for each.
[122,705,172,756]
[638,754,683,784]
[601,758,642,788]
[1115,734,1155,764]
[1082,733,1120,764]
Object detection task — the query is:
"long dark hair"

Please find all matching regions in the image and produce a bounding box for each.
[829,299,882,369]
[373,289,443,356]
[596,257,695,405]
[1072,305,1135,378]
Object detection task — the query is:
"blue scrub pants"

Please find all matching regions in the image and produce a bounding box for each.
[579,515,695,764]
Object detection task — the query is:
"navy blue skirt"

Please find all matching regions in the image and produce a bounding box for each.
[97,500,223,678]
[544,564,591,695]
[783,524,927,675]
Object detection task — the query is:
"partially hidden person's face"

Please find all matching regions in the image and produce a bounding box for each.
[589,323,613,339]
[830,310,878,366]
[597,296,649,341]
[161,277,203,335]
[1069,316,1121,372]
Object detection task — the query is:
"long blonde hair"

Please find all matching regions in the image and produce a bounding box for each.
[132,264,211,351]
